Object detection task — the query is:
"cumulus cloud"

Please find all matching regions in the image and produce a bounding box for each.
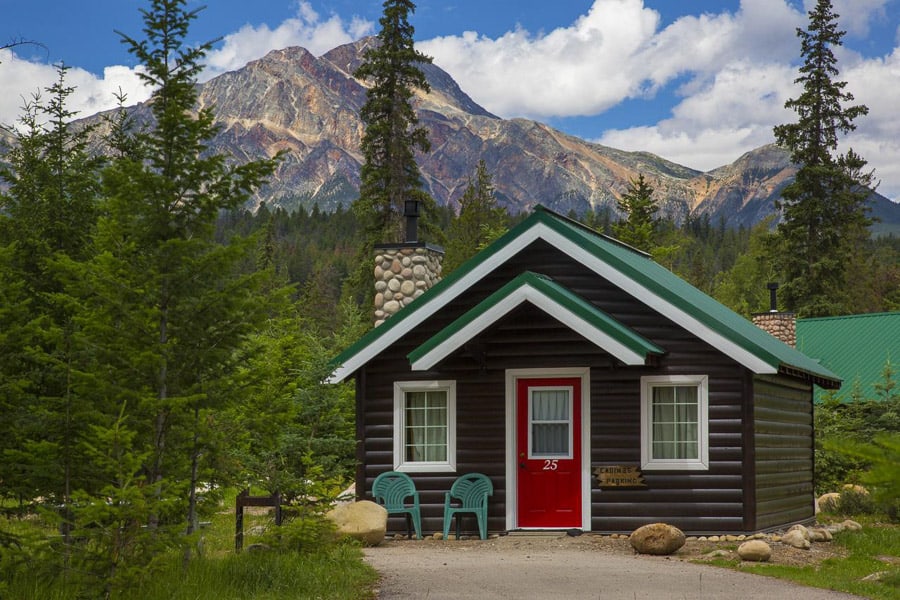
[419,0,900,199]
[0,50,148,127]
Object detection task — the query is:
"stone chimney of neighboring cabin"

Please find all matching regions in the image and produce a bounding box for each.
[373,200,443,327]
[751,282,796,347]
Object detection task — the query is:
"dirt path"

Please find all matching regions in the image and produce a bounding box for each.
[363,534,865,600]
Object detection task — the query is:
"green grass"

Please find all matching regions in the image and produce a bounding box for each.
[712,524,900,600]
[1,495,379,600]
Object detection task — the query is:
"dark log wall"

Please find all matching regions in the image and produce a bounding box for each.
[753,374,815,530]
[356,240,806,535]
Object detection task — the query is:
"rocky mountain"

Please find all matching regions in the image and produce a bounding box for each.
[40,39,900,230]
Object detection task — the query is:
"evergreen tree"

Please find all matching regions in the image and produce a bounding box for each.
[0,66,102,519]
[772,0,873,317]
[443,160,508,273]
[60,0,279,562]
[353,0,435,245]
[612,173,658,252]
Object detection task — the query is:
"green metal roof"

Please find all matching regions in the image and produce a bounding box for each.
[407,271,664,370]
[796,312,899,401]
[329,206,840,387]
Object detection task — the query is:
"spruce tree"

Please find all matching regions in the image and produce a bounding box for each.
[612,173,658,252]
[443,160,507,273]
[773,0,873,316]
[61,0,278,558]
[353,0,434,244]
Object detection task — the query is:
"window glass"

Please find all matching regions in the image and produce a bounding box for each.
[641,376,708,470]
[530,388,571,457]
[394,381,456,472]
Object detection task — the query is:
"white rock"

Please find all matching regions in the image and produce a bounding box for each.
[738,540,772,562]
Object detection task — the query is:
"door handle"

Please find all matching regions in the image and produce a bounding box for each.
[519,462,526,469]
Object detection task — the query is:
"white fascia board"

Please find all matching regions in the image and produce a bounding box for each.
[539,228,777,375]
[330,221,775,382]
[409,284,647,371]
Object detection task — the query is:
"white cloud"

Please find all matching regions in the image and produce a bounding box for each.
[818,0,890,38]
[0,50,148,127]
[202,2,374,79]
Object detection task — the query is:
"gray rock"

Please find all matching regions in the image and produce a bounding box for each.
[630,523,685,555]
[782,529,811,549]
[737,540,772,562]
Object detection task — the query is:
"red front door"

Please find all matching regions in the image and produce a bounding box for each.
[516,377,582,528]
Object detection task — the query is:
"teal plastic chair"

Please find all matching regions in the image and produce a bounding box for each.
[372,471,422,540]
[443,473,493,540]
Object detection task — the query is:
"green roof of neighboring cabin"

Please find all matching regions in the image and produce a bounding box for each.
[796,312,899,402]
[329,206,840,387]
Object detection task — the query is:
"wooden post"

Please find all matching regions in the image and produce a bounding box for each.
[235,488,248,552]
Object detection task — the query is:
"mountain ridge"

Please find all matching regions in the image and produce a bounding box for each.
[20,38,900,230]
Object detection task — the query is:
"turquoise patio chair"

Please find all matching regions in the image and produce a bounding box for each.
[372,471,422,540]
[443,473,493,540]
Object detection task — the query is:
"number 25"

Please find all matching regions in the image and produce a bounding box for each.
[542,459,558,471]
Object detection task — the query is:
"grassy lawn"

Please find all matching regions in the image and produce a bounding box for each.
[0,495,379,600]
[711,523,900,600]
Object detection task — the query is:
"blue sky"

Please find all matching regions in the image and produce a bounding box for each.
[3,1,900,201]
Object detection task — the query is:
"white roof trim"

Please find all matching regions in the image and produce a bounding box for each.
[409,283,647,371]
[329,221,776,382]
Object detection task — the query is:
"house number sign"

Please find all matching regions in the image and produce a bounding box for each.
[594,465,646,488]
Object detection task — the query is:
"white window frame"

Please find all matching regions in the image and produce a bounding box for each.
[640,375,709,471]
[393,380,457,473]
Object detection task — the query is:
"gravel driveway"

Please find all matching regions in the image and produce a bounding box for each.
[363,533,865,600]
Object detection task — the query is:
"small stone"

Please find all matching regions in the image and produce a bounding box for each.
[401,267,413,279]
[738,540,772,562]
[400,280,416,296]
[708,535,720,542]
[374,280,387,292]
[705,549,731,558]
[698,536,708,541]
[724,535,740,542]
[391,259,402,274]
[809,527,832,542]
[841,519,862,531]
[685,536,698,542]
[383,300,401,314]
[782,529,811,549]
[787,524,811,541]
[432,532,443,540]
[817,492,841,512]
[413,264,427,277]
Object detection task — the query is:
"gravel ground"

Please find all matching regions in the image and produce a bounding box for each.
[362,533,865,600]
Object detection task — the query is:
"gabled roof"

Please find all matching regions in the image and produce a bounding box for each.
[407,271,664,371]
[797,312,899,401]
[329,206,840,387]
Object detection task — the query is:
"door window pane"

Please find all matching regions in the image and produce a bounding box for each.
[530,388,571,457]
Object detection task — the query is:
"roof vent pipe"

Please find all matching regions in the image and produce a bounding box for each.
[767,282,779,312]
[404,199,420,244]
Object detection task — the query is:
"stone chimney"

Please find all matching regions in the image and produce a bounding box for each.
[751,283,796,347]
[373,200,443,327]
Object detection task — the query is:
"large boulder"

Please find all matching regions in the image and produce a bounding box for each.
[630,523,685,555]
[326,500,387,546]
[737,540,772,562]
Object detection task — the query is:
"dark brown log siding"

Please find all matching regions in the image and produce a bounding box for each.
[753,374,815,530]
[356,240,777,535]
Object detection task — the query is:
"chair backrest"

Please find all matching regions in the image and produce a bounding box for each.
[449,473,493,507]
[372,471,417,509]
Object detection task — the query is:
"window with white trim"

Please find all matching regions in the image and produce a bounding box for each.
[640,375,709,470]
[393,380,456,473]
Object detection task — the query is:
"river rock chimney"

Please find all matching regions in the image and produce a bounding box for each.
[751,283,796,347]
[373,200,443,327]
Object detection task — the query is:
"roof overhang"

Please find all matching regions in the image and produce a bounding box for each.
[407,271,664,371]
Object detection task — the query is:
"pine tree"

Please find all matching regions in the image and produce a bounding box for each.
[443,160,508,273]
[772,0,873,317]
[353,0,434,244]
[612,173,659,252]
